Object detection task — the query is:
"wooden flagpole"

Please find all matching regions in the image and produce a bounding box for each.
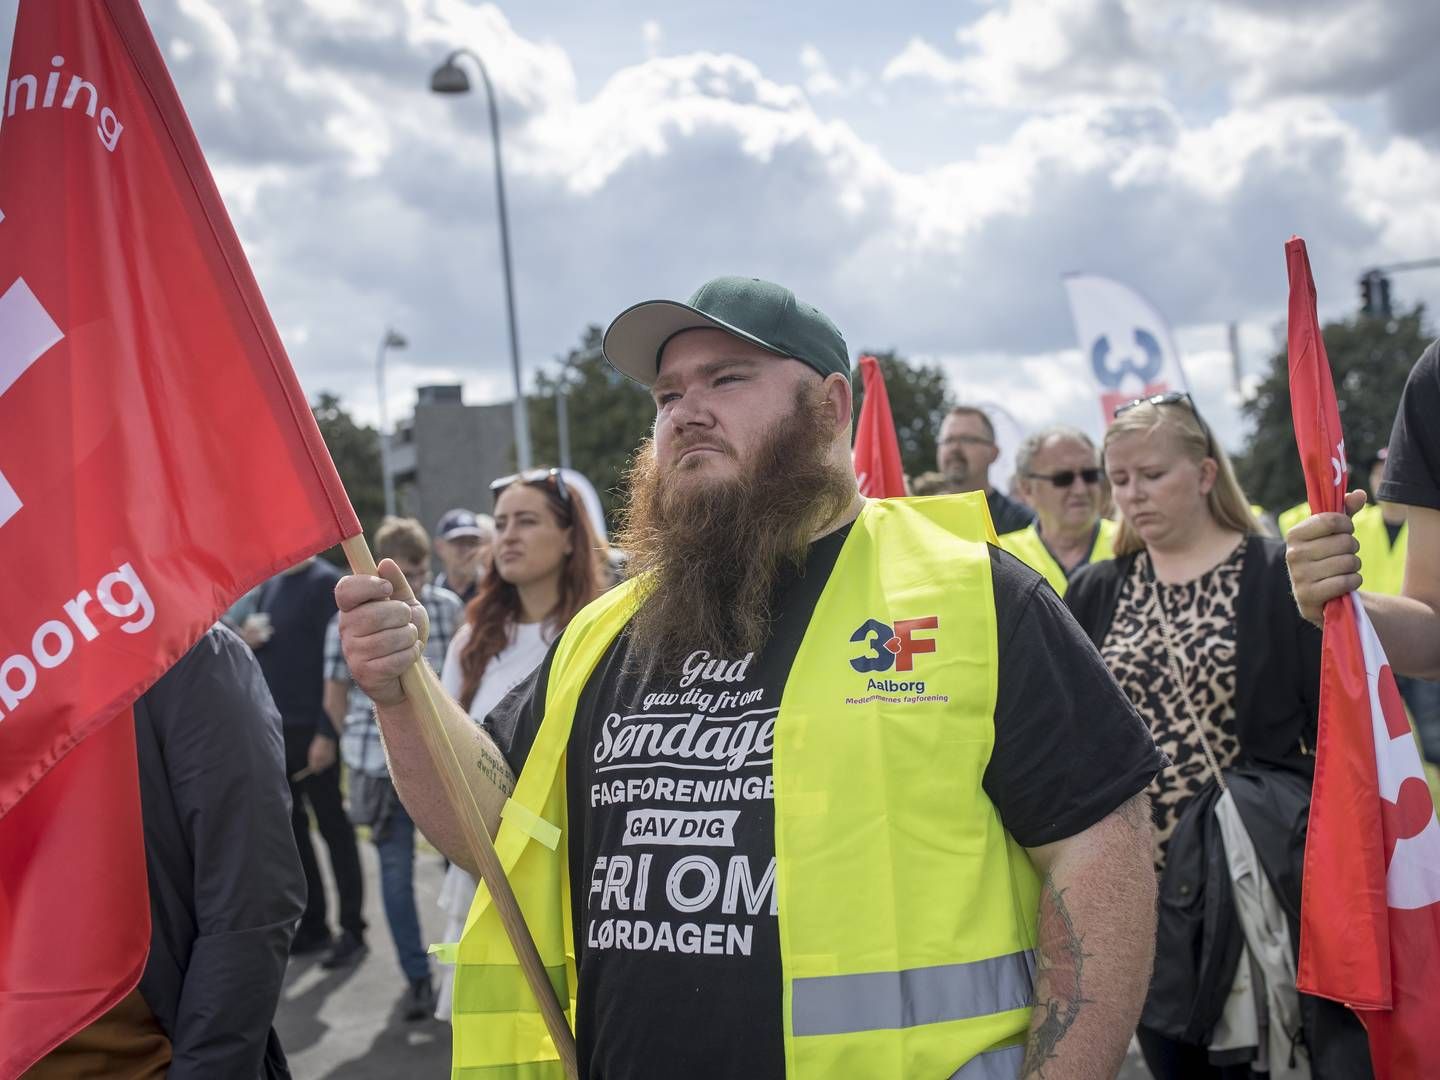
[341,536,578,1079]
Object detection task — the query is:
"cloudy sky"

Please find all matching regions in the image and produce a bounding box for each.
[5,0,1440,459]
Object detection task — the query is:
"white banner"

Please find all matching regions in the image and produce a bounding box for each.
[1062,273,1187,426]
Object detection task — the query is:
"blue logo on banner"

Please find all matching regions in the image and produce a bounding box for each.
[1091,328,1164,389]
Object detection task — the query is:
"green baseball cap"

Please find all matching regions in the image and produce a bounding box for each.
[602,276,850,387]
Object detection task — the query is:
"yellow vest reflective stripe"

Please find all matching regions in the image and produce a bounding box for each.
[1274,502,1407,596]
[790,952,1035,1034]
[998,518,1118,597]
[451,493,1039,1079]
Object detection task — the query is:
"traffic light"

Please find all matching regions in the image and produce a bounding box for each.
[1359,271,1393,317]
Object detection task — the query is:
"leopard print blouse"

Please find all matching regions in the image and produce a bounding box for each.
[1100,542,1245,870]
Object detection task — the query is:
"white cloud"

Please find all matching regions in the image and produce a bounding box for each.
[883,0,1163,107]
[1204,0,1440,140]
[175,0,240,66]
[798,43,867,100]
[1,0,1436,461]
[882,38,966,87]
[885,0,1440,140]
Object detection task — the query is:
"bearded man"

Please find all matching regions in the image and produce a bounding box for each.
[337,277,1164,1080]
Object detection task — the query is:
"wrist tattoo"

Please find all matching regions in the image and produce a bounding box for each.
[1022,876,1090,1078]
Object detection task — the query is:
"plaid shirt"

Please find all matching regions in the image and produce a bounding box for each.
[325,582,463,777]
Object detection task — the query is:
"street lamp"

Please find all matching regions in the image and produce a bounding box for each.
[377,327,407,516]
[556,346,603,470]
[431,48,533,471]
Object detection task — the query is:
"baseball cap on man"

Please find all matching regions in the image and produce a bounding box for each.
[435,508,485,540]
[602,276,849,387]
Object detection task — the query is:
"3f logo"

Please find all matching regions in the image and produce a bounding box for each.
[849,616,939,674]
[0,207,65,528]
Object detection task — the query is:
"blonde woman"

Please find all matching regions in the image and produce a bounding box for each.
[1066,393,1369,1078]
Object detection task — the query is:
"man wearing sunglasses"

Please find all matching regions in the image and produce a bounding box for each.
[1000,427,1116,598]
[336,276,1164,1080]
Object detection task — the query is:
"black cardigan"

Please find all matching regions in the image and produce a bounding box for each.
[1065,535,1321,774]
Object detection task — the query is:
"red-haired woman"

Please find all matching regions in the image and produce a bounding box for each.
[434,468,605,1019]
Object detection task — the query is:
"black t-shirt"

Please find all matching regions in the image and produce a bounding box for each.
[987,488,1036,535]
[484,529,1161,1079]
[254,559,342,735]
[1380,340,1440,512]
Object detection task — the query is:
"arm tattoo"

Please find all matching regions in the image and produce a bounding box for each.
[1021,876,1090,1078]
[476,744,515,797]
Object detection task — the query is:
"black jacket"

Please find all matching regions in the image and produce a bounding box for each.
[1144,767,1371,1076]
[133,624,306,1079]
[1066,535,1320,773]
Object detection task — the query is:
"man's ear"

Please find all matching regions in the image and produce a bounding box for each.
[823,371,853,434]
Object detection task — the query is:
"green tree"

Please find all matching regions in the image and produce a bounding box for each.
[1236,306,1432,514]
[852,349,954,480]
[528,326,656,529]
[311,391,384,567]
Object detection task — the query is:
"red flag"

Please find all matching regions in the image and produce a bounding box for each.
[1287,236,1440,1079]
[852,355,907,498]
[0,2,359,1072]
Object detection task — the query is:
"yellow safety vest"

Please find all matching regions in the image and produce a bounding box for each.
[449,494,1041,1079]
[1354,504,1408,596]
[998,518,1118,597]
[1275,502,1407,596]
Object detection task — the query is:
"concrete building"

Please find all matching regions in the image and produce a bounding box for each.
[388,384,515,538]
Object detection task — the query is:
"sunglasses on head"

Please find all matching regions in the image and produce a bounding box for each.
[1113,390,1216,457]
[1027,468,1104,488]
[490,467,571,507]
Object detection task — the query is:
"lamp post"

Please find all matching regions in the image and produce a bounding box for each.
[556,381,571,471]
[431,48,533,471]
[377,328,407,516]
[556,345,603,470]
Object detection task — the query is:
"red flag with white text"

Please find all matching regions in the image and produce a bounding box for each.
[0,1,359,1072]
[1286,236,1440,1079]
[852,354,907,499]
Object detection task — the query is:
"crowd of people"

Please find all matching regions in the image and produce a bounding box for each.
[30,273,1440,1080]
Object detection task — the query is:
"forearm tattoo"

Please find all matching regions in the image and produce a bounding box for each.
[1021,877,1090,1078]
[476,743,515,797]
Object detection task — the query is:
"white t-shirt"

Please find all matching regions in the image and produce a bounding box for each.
[434,617,554,1020]
[440,619,553,723]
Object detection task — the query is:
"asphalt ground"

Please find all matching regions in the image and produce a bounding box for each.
[274,839,452,1079]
